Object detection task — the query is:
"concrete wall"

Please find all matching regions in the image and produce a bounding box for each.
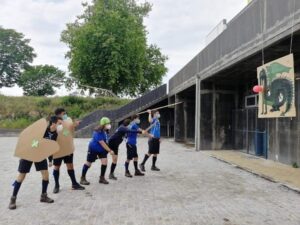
[174,86,196,144]
[195,66,300,166]
[196,82,235,150]
[169,0,300,95]
[170,0,300,167]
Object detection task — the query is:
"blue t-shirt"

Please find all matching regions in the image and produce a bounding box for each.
[89,130,108,153]
[150,118,160,138]
[127,123,139,145]
[109,125,141,146]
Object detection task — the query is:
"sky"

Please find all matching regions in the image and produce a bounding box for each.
[0,0,247,96]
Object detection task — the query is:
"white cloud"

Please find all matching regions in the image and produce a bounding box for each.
[143,0,247,83]
[0,0,247,96]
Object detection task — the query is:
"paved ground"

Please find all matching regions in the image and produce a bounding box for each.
[1,137,300,225]
[205,150,300,192]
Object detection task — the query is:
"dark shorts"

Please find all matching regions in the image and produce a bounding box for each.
[108,141,119,155]
[18,159,48,173]
[53,154,74,166]
[148,138,160,154]
[126,143,138,160]
[87,148,108,163]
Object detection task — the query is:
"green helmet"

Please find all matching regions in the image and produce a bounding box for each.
[100,117,111,126]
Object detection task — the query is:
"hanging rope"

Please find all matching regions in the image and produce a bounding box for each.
[290,0,296,54]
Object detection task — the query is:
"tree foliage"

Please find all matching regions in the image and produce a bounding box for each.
[0,27,36,88]
[18,65,65,96]
[61,0,167,97]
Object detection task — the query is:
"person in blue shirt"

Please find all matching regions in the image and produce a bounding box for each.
[108,118,144,180]
[80,117,115,185]
[140,110,161,172]
[125,115,148,177]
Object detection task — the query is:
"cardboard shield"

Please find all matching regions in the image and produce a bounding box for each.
[53,119,75,159]
[14,118,60,162]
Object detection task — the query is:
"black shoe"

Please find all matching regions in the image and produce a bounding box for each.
[151,166,160,171]
[9,196,16,210]
[72,183,85,190]
[80,176,90,185]
[99,176,109,184]
[109,173,118,180]
[135,169,145,176]
[40,193,54,203]
[125,171,133,178]
[139,164,145,172]
[53,185,60,194]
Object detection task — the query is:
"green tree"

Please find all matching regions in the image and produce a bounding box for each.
[18,65,65,96]
[138,44,168,94]
[0,27,36,88]
[61,0,167,97]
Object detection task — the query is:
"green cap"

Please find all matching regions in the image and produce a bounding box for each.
[100,117,111,126]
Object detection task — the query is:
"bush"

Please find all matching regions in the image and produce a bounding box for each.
[0,118,35,129]
[61,96,85,106]
[0,95,131,129]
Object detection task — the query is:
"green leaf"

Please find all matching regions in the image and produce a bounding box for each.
[18,65,65,96]
[60,0,167,97]
[0,27,36,88]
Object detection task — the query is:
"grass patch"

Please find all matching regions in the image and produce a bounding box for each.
[0,95,130,129]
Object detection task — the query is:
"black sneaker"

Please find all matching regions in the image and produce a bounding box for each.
[40,193,54,203]
[109,173,118,180]
[139,164,145,172]
[53,185,60,194]
[99,176,109,184]
[135,169,145,176]
[151,166,160,171]
[80,176,90,185]
[72,183,85,190]
[125,171,133,178]
[8,196,17,210]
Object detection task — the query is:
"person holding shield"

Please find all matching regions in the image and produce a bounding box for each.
[51,108,84,194]
[9,116,62,210]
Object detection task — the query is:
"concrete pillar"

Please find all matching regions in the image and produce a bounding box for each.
[174,94,185,142]
[212,84,217,150]
[183,99,195,143]
[195,77,201,151]
[183,101,188,142]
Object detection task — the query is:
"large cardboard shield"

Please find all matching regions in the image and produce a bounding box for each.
[53,119,75,159]
[14,118,60,162]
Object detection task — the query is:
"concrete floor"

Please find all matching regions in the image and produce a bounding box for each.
[1,137,300,225]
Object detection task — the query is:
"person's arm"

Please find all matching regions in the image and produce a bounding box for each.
[137,128,143,134]
[99,140,114,155]
[147,110,153,123]
[122,126,141,134]
[47,133,57,166]
[73,120,81,128]
[69,120,80,134]
[140,128,153,138]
